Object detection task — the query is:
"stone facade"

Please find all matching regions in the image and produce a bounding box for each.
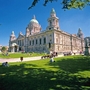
[9,8,84,53]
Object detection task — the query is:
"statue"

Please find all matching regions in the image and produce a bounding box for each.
[84,38,90,55]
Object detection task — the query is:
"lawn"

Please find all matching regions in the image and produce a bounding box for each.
[0,55,90,90]
[0,52,45,58]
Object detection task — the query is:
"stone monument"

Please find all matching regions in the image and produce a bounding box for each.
[84,38,90,55]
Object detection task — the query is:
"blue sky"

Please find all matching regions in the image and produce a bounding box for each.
[0,0,90,46]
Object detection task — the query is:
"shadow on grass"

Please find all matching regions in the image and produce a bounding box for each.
[48,56,90,73]
[0,56,90,90]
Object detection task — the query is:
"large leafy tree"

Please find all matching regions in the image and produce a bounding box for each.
[1,46,7,54]
[28,0,90,10]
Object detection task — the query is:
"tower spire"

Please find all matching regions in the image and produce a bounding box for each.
[77,28,84,39]
[46,8,60,30]
[50,8,56,17]
[33,15,36,19]
[11,31,14,35]
[51,8,56,14]
[10,31,16,41]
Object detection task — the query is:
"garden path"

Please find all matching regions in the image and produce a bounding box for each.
[0,55,64,63]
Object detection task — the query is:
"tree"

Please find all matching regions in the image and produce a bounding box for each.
[28,0,90,10]
[1,46,7,54]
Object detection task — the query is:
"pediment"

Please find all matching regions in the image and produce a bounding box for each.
[17,34,25,39]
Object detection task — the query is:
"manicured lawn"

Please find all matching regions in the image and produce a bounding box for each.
[0,52,45,58]
[0,55,90,90]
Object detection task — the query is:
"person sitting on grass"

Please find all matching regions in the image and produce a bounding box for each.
[6,52,9,56]
[50,57,55,62]
[2,62,9,67]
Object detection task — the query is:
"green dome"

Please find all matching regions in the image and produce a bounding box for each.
[30,19,39,24]
[51,8,56,14]
[12,31,14,34]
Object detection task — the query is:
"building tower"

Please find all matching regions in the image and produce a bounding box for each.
[9,31,16,41]
[26,15,41,36]
[46,8,60,30]
[77,28,84,39]
[9,31,16,52]
[77,28,85,52]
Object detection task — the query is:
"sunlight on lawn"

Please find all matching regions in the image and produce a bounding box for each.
[0,55,90,90]
[0,52,45,58]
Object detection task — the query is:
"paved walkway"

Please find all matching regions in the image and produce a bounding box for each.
[0,55,64,63]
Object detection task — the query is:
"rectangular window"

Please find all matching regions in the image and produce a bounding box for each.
[33,40,34,45]
[30,41,31,45]
[40,38,41,45]
[22,40,24,46]
[20,40,21,46]
[36,39,38,44]
[18,41,19,45]
[49,43,51,48]
[43,37,46,44]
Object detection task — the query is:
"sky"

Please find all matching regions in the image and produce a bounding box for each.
[0,0,90,46]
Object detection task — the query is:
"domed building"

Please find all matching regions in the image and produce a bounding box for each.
[26,15,41,36]
[9,8,85,53]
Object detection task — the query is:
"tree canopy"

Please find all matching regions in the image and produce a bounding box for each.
[28,0,90,10]
[1,46,7,54]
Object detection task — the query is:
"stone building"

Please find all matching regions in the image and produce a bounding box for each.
[9,8,85,53]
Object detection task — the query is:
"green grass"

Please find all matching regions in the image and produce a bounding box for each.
[0,52,45,58]
[0,55,90,90]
